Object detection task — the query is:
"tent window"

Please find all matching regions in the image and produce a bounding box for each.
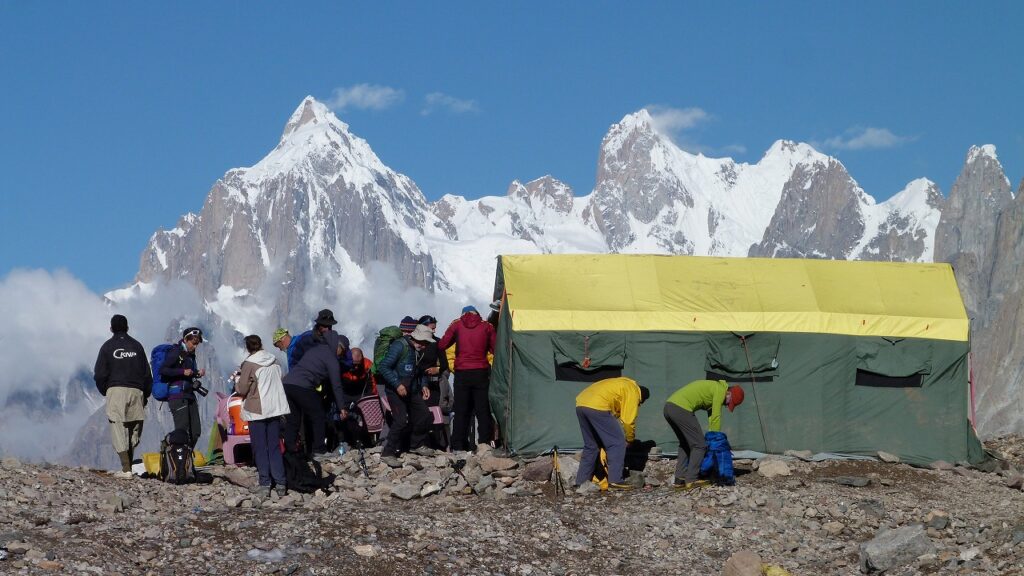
[706,370,774,384]
[855,369,923,388]
[555,362,623,383]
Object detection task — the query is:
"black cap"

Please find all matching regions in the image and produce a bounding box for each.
[418,315,438,325]
[182,327,204,342]
[314,309,338,327]
[110,314,128,333]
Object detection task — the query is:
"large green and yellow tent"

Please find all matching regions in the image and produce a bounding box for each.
[489,254,985,466]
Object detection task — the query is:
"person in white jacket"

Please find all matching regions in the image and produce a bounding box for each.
[235,335,291,497]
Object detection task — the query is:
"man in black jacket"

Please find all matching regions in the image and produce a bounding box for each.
[93,314,151,477]
[160,327,206,449]
[418,315,451,450]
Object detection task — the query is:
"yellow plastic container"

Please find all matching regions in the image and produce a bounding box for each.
[193,450,207,467]
[142,452,161,475]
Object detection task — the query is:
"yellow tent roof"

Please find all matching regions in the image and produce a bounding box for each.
[499,254,969,341]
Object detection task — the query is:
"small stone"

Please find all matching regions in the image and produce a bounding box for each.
[6,541,31,554]
[420,483,442,498]
[824,522,845,536]
[756,459,791,478]
[959,547,981,562]
[721,549,762,576]
[139,550,158,562]
[859,524,935,574]
[391,483,420,501]
[352,545,376,557]
[522,459,554,482]
[1005,474,1024,490]
[929,460,954,471]
[925,510,949,530]
[784,449,813,461]
[478,456,518,474]
[877,451,900,463]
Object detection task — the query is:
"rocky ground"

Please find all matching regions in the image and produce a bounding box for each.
[2,437,1024,576]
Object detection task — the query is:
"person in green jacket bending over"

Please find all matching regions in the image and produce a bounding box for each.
[664,379,744,490]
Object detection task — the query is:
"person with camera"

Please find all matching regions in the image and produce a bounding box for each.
[160,327,207,449]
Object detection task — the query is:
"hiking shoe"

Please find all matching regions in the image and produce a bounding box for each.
[409,446,435,457]
[252,485,271,499]
[274,487,287,498]
[381,455,403,468]
[608,482,634,491]
[674,480,711,492]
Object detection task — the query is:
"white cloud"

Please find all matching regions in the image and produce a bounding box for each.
[647,105,710,136]
[326,83,404,111]
[645,105,745,157]
[818,127,914,151]
[421,92,480,116]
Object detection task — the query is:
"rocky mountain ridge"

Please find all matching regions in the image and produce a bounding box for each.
[104,97,1021,445]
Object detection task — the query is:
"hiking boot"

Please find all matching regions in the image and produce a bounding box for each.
[252,485,271,499]
[274,487,287,498]
[674,480,711,492]
[608,482,634,491]
[409,446,435,457]
[381,455,403,468]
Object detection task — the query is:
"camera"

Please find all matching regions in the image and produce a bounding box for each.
[191,378,209,397]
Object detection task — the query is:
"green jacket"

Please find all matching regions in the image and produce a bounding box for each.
[666,379,728,432]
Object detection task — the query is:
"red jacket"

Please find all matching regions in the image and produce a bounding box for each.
[438,312,496,371]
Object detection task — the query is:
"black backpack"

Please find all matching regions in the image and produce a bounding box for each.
[160,430,196,484]
[283,451,325,494]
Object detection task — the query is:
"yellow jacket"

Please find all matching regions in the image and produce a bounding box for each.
[575,377,642,442]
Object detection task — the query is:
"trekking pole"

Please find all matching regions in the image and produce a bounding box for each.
[356,440,370,479]
[451,459,479,496]
[552,446,565,497]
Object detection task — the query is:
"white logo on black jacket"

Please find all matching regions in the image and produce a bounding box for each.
[113,348,138,359]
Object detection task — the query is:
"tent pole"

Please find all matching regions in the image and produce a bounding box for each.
[740,335,772,453]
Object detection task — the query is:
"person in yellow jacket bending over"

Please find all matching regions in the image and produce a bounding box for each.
[575,376,650,491]
[664,379,744,490]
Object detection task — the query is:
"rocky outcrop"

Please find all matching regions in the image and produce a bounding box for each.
[934,145,1014,317]
[749,160,867,259]
[970,178,1024,434]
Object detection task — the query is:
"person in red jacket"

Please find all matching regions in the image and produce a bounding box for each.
[438,305,496,451]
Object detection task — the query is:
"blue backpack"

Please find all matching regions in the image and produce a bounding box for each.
[150,343,177,401]
[699,431,736,485]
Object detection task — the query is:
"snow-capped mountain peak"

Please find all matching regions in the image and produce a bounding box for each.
[967,144,999,164]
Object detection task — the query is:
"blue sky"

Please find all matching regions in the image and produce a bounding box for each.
[1,2,1021,292]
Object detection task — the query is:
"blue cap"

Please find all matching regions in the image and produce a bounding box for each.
[462,305,478,315]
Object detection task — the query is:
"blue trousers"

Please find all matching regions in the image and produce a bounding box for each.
[249,417,286,487]
[575,406,627,485]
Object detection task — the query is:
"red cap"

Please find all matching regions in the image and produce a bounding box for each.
[727,386,745,412]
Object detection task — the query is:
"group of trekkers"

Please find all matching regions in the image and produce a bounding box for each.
[92,303,500,494]
[94,304,745,494]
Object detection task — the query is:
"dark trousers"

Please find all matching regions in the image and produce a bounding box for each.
[249,417,286,487]
[284,385,326,456]
[169,396,201,449]
[451,368,492,451]
[383,389,431,457]
[575,406,627,485]
[664,402,706,483]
